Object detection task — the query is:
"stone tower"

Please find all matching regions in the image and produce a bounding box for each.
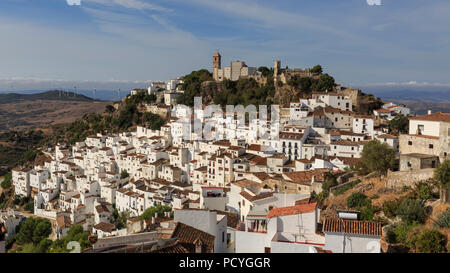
[213,51,222,81]
[273,60,281,82]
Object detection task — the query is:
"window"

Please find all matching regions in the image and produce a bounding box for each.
[408,141,412,146]
[429,144,434,149]
[418,125,424,134]
[222,232,225,243]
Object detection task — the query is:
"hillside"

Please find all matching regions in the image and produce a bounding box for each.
[0,90,99,104]
[176,69,382,113]
[0,100,112,132]
[321,175,449,253]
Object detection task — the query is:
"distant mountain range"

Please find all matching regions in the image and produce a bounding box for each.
[367,89,450,103]
[363,89,450,115]
[0,89,130,102]
[0,90,102,104]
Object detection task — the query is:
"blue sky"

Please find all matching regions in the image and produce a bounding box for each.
[1,0,450,91]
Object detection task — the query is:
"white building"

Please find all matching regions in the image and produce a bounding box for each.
[352,115,375,136]
[323,217,382,253]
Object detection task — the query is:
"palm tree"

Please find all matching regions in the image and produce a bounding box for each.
[433,160,450,203]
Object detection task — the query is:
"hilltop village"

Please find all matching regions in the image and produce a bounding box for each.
[2,53,449,253]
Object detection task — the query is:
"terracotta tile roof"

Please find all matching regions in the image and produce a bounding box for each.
[252,172,271,182]
[328,156,361,166]
[95,204,110,214]
[240,191,274,202]
[93,222,116,233]
[279,132,304,140]
[232,179,261,188]
[331,140,365,146]
[314,247,333,253]
[409,112,450,122]
[283,169,328,184]
[376,134,397,139]
[248,144,262,152]
[213,210,239,229]
[250,156,267,165]
[322,218,382,237]
[151,240,189,253]
[56,215,72,229]
[171,222,215,252]
[267,202,317,218]
[402,134,439,140]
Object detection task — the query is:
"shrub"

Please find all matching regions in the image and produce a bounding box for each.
[24,200,34,212]
[386,222,418,244]
[346,192,370,209]
[360,204,376,221]
[120,170,129,179]
[140,204,172,220]
[1,173,12,188]
[396,198,426,224]
[383,199,402,219]
[408,229,448,253]
[414,181,435,200]
[435,208,450,228]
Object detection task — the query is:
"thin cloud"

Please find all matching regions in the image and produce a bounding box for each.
[84,0,171,12]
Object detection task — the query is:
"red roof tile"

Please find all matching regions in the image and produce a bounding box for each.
[322,218,382,237]
[267,202,317,218]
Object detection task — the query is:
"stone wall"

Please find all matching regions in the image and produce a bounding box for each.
[386,168,435,189]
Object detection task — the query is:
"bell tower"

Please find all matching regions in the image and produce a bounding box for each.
[213,51,221,81]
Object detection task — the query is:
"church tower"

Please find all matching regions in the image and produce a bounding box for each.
[213,51,221,81]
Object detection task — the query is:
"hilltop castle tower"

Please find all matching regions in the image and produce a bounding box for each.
[213,51,222,81]
[273,60,281,83]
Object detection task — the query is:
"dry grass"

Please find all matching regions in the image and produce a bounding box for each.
[0,100,111,132]
[322,176,413,221]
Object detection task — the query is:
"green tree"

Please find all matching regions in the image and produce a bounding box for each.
[176,69,212,106]
[310,65,323,74]
[105,104,116,114]
[32,220,52,244]
[49,225,91,253]
[433,159,450,203]
[388,114,409,134]
[112,208,129,229]
[1,173,12,188]
[120,170,129,179]
[140,204,172,220]
[408,229,447,253]
[358,140,396,175]
[257,66,272,77]
[312,73,335,92]
[16,218,52,245]
[346,192,370,209]
[396,198,427,224]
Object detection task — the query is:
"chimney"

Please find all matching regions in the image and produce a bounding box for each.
[428,110,432,115]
